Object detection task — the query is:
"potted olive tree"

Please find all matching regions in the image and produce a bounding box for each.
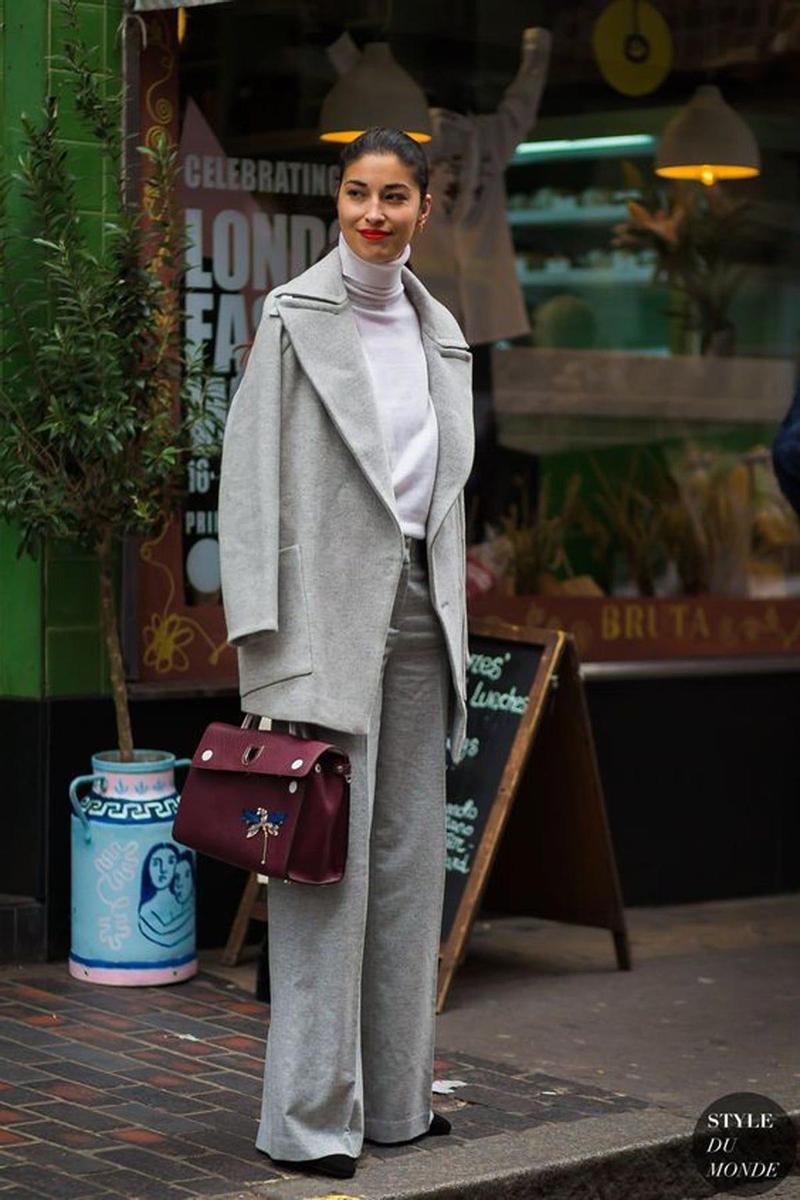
[0,1,221,984]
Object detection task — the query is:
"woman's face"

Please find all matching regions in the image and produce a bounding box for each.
[148,847,177,889]
[336,152,431,263]
[173,860,193,904]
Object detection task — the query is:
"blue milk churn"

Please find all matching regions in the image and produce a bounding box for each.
[69,750,198,985]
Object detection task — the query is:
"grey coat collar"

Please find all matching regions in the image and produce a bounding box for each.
[268,245,474,548]
[269,242,468,345]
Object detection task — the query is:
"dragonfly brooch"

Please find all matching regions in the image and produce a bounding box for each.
[242,807,288,866]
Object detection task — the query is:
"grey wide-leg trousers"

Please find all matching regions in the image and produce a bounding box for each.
[255,535,451,1162]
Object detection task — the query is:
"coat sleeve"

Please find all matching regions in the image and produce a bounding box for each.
[482,28,551,168]
[772,380,800,519]
[218,300,283,646]
[460,488,470,683]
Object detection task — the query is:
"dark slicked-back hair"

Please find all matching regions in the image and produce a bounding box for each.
[337,126,429,200]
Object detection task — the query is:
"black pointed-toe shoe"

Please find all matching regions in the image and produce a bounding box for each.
[428,1112,452,1136]
[268,1152,357,1179]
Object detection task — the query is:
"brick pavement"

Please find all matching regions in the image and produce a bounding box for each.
[0,970,652,1198]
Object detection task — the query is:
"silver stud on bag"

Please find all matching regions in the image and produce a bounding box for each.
[201,749,213,761]
[288,781,298,793]
[314,763,322,772]
[291,758,303,769]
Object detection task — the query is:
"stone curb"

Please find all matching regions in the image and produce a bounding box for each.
[238,1107,800,1200]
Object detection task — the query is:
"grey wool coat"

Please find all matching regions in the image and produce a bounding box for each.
[217,243,476,764]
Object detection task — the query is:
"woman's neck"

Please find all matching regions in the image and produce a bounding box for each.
[338,229,410,307]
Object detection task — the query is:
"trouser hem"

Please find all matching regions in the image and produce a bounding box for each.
[255,1130,362,1161]
[363,1108,432,1143]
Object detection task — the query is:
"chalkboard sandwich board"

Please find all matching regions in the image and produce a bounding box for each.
[439,617,629,1012]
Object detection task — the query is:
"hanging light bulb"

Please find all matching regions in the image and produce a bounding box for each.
[319,42,431,143]
[655,84,760,186]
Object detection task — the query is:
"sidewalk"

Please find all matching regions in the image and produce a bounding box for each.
[0,893,796,1199]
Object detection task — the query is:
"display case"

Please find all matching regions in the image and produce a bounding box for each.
[505,136,670,355]
[468,114,800,664]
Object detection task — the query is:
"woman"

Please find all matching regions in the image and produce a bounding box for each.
[218,126,475,1180]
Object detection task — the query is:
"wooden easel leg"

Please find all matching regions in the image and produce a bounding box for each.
[436,953,458,1014]
[221,872,266,967]
[613,928,632,970]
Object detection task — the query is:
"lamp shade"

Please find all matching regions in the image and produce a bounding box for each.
[655,84,760,186]
[319,42,431,143]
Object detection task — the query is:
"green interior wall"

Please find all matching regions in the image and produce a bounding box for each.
[0,0,122,700]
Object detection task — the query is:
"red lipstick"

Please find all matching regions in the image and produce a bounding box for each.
[359,229,390,240]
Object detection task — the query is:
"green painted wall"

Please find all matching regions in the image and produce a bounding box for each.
[0,524,42,697]
[0,0,47,698]
[0,0,123,699]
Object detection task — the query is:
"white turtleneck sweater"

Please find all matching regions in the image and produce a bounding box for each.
[337,230,438,539]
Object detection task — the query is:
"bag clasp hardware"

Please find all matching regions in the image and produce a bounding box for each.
[242,744,264,766]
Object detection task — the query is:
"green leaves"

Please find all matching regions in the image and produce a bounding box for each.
[54,0,123,173]
[0,0,229,753]
[0,3,223,563]
[612,174,764,354]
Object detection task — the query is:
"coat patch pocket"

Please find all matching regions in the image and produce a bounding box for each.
[439,343,472,362]
[239,543,314,696]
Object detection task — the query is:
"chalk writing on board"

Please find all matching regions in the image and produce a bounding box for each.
[467,650,531,714]
[446,797,478,875]
[441,636,547,947]
[469,681,529,713]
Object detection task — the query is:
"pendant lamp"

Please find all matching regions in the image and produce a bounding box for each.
[655,84,760,186]
[319,42,431,143]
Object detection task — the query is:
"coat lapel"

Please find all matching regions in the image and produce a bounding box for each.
[402,268,475,548]
[272,246,474,548]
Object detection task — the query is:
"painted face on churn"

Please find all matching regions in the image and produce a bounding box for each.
[336,152,432,263]
[172,859,194,904]
[148,847,177,889]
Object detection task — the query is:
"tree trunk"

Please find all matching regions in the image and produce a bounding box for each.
[701,321,736,356]
[97,529,134,761]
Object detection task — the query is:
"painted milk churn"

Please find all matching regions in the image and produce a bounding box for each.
[69,750,198,985]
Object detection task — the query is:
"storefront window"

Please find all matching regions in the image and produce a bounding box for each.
[132,2,800,682]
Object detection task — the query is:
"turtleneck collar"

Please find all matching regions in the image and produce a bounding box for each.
[338,229,411,306]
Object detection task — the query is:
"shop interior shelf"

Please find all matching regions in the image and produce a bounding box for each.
[508,204,630,226]
[518,265,654,286]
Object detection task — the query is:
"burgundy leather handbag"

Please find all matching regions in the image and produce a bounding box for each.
[172,715,352,884]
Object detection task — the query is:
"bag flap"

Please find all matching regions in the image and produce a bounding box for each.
[190,722,348,778]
